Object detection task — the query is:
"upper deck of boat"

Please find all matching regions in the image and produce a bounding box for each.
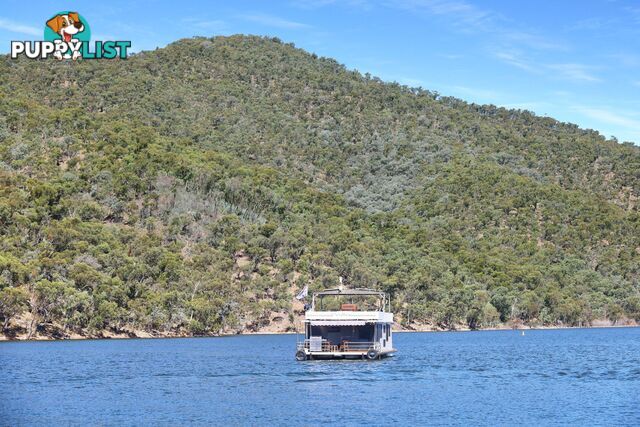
[306,287,393,323]
[305,310,393,323]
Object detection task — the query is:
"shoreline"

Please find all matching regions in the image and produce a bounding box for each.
[2,321,637,342]
[394,323,640,333]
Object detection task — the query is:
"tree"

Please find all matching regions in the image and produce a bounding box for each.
[481,303,500,328]
[188,297,223,334]
[0,287,29,331]
[27,280,80,338]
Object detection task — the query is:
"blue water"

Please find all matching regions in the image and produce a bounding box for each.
[2,328,640,426]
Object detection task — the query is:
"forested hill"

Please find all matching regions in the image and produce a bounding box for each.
[0,35,639,339]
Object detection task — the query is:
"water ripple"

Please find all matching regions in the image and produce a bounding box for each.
[1,328,640,425]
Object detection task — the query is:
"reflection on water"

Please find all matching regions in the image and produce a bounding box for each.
[1,328,640,425]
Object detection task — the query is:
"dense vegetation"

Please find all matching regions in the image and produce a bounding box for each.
[0,35,638,338]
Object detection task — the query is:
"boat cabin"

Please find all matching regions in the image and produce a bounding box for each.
[295,288,396,360]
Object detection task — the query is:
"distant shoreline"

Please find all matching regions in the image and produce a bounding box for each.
[2,321,637,342]
[394,323,640,333]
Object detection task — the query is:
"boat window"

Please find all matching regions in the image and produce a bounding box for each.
[358,325,374,340]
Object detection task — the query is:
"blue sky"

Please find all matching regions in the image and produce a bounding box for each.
[2,0,639,144]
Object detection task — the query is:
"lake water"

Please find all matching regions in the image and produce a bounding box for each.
[2,328,640,425]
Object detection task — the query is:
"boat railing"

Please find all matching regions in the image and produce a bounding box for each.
[297,339,380,352]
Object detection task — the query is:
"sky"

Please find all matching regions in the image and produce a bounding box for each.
[1,0,639,144]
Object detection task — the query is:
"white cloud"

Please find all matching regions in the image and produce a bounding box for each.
[547,63,601,83]
[292,0,371,9]
[493,51,601,83]
[502,101,552,112]
[449,85,503,100]
[92,33,118,41]
[439,53,463,60]
[395,77,426,87]
[566,17,609,32]
[608,53,640,67]
[0,18,40,36]
[575,107,640,131]
[291,0,338,7]
[502,30,567,51]
[493,51,536,72]
[627,7,640,24]
[565,106,640,143]
[388,0,563,53]
[241,13,310,29]
[389,0,493,30]
[182,19,227,30]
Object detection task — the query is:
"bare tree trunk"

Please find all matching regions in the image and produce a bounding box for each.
[188,282,200,322]
[27,315,37,339]
[27,289,38,339]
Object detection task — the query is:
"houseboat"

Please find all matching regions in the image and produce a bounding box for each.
[295,288,396,360]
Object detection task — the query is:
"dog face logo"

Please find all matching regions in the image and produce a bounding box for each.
[44,11,90,60]
[47,12,84,43]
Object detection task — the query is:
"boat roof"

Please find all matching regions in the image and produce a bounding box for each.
[313,288,386,297]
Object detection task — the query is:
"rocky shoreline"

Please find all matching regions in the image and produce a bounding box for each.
[2,317,637,341]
